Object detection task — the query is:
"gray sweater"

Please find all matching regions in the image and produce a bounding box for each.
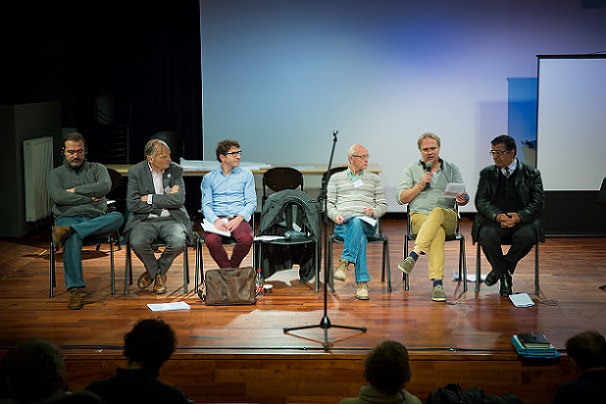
[327,168,387,222]
[46,160,112,218]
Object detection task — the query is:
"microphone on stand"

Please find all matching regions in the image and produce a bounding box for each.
[424,161,432,190]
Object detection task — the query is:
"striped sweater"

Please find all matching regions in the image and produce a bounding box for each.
[326,168,387,222]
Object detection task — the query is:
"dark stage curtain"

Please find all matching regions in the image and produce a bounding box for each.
[1,0,203,211]
[1,0,202,162]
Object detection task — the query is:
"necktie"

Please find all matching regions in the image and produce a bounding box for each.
[505,168,510,178]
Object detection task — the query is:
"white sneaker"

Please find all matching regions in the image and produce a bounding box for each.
[334,259,348,282]
[356,282,369,300]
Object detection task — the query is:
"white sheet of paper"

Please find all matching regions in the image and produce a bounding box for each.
[254,235,285,241]
[443,182,466,198]
[147,301,191,312]
[201,218,231,237]
[509,293,535,307]
[343,216,377,227]
[359,216,377,227]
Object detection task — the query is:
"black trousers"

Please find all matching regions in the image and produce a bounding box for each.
[478,221,537,277]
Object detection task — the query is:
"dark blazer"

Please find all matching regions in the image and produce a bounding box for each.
[124,161,191,241]
[472,160,544,243]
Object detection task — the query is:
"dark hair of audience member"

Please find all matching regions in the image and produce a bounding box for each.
[123,318,177,370]
[2,338,69,402]
[566,330,606,373]
[363,340,412,396]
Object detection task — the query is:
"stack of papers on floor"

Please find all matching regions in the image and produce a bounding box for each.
[147,301,191,312]
[511,333,560,358]
[509,293,535,307]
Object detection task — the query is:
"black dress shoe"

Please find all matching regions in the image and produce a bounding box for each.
[485,270,499,287]
[499,273,513,297]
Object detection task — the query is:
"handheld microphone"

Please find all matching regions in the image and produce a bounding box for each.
[424,161,432,190]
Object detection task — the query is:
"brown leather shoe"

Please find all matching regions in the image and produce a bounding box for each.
[137,272,153,289]
[67,289,83,310]
[153,274,167,294]
[53,226,72,246]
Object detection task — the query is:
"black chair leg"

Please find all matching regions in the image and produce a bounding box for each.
[110,238,116,295]
[459,238,468,292]
[328,240,334,293]
[195,239,201,294]
[49,240,55,298]
[385,240,391,292]
[183,246,189,294]
[534,242,540,295]
[475,243,481,293]
[124,244,131,295]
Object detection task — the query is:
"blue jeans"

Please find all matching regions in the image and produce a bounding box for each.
[55,212,124,290]
[334,217,376,283]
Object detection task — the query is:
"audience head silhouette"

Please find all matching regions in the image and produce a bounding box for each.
[566,330,606,374]
[339,340,421,404]
[123,318,177,372]
[1,338,103,403]
[2,338,69,401]
[551,330,606,403]
[363,340,412,395]
[85,318,190,404]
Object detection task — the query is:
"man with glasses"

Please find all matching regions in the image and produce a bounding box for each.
[125,139,191,294]
[328,144,387,300]
[395,133,469,302]
[201,139,256,268]
[46,132,124,309]
[472,134,544,296]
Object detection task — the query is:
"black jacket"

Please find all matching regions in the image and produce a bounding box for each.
[472,160,544,243]
[257,189,321,282]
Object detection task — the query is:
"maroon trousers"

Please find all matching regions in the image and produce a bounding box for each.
[204,221,253,268]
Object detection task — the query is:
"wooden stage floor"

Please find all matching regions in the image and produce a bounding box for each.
[1,218,605,403]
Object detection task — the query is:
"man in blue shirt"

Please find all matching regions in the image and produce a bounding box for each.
[201,139,257,268]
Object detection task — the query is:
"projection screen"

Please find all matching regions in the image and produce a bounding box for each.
[536,55,606,191]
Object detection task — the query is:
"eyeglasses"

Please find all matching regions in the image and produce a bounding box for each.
[65,149,85,156]
[224,150,242,156]
[352,155,370,160]
[488,150,512,156]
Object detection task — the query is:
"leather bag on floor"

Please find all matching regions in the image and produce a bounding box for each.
[199,267,257,306]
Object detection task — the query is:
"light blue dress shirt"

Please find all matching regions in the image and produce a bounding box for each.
[201,166,257,224]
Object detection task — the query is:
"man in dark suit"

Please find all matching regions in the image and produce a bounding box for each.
[125,139,191,294]
[472,134,544,297]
